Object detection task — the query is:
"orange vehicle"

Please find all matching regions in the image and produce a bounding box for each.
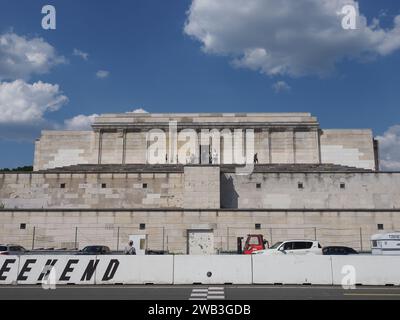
[238,234,269,254]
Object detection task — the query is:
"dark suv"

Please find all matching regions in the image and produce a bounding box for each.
[76,245,111,255]
[322,246,358,255]
[0,244,28,255]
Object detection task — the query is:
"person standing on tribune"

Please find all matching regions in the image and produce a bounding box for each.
[254,153,259,164]
[125,240,136,255]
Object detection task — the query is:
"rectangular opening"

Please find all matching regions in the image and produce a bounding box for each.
[20,223,26,230]
[377,224,384,230]
[139,223,146,230]
[256,183,261,189]
[60,183,65,189]
[340,183,346,189]
[298,182,303,189]
[255,223,261,230]
[143,183,147,189]
[101,183,107,189]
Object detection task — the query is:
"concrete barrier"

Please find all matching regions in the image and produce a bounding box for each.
[1,255,174,285]
[0,256,20,285]
[252,255,333,285]
[173,255,252,284]
[331,256,400,286]
[95,255,174,284]
[2,254,400,286]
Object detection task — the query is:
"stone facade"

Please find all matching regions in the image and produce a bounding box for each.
[220,171,400,209]
[320,130,376,170]
[2,167,400,210]
[0,171,184,209]
[33,113,378,170]
[0,112,394,254]
[34,131,96,170]
[0,209,398,253]
[183,166,220,209]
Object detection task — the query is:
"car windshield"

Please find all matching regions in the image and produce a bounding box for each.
[82,246,102,253]
[270,242,283,249]
[0,246,7,251]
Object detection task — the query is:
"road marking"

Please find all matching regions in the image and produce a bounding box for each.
[208,291,224,295]
[189,287,225,300]
[208,296,225,300]
[344,293,400,296]
[230,286,400,291]
[192,289,208,292]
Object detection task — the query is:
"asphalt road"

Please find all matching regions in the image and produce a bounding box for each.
[1,285,400,300]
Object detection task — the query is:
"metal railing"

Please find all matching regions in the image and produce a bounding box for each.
[1,225,372,253]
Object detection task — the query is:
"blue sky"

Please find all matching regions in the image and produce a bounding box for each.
[0,0,400,168]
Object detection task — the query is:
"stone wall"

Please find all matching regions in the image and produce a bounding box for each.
[2,170,400,210]
[0,209,398,253]
[34,131,96,171]
[183,166,220,209]
[320,129,376,170]
[32,113,377,171]
[33,129,376,170]
[0,172,184,209]
[125,132,147,164]
[100,131,124,164]
[220,172,400,209]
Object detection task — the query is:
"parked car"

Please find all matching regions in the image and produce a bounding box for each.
[253,240,322,255]
[322,246,358,255]
[76,245,111,255]
[0,244,28,255]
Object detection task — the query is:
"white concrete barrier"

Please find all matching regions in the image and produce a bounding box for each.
[3,254,400,286]
[0,256,20,285]
[95,255,174,284]
[252,255,333,285]
[173,255,252,284]
[16,255,97,285]
[331,256,400,286]
[2,255,174,285]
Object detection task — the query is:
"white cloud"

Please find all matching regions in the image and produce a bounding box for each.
[73,48,89,60]
[96,70,109,79]
[184,0,400,77]
[272,80,291,93]
[376,125,400,171]
[0,32,65,81]
[0,80,68,141]
[64,114,99,130]
[130,108,149,113]
[0,80,68,123]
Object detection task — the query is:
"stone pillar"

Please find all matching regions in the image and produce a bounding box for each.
[95,129,102,164]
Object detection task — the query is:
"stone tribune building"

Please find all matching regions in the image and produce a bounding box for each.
[0,112,399,254]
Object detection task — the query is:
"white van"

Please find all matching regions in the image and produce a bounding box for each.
[371,232,400,255]
[253,240,322,255]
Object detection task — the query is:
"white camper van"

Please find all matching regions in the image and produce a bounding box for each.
[371,232,400,255]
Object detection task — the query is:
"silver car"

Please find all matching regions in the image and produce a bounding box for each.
[0,244,27,255]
